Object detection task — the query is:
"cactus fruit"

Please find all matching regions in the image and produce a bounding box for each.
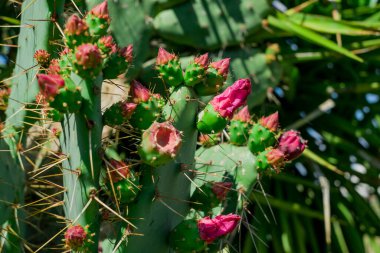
[248,111,279,154]
[138,121,182,166]
[103,44,133,79]
[197,78,251,133]
[228,106,252,145]
[103,101,137,126]
[37,74,65,100]
[85,0,110,37]
[65,225,90,251]
[194,58,230,96]
[74,43,103,78]
[156,48,184,87]
[64,14,90,47]
[277,130,307,160]
[184,53,209,87]
[169,218,207,252]
[105,159,140,204]
[255,148,286,173]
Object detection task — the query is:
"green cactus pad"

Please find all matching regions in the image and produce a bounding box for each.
[169,219,207,253]
[184,62,206,87]
[58,53,72,77]
[157,59,184,87]
[247,123,276,154]
[49,79,82,113]
[107,173,140,204]
[190,182,229,214]
[85,14,109,37]
[228,120,250,146]
[194,67,224,96]
[66,34,91,49]
[197,104,228,134]
[103,54,130,79]
[130,97,165,130]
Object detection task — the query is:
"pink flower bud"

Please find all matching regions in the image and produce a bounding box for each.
[48,59,60,75]
[99,35,114,48]
[65,14,88,36]
[75,44,102,69]
[90,0,109,19]
[212,182,233,200]
[33,49,50,66]
[198,214,241,243]
[232,105,251,122]
[156,47,176,65]
[259,111,279,132]
[37,74,65,99]
[266,148,285,169]
[109,159,130,183]
[149,122,182,155]
[277,130,307,161]
[120,44,133,63]
[210,58,230,77]
[121,102,137,118]
[65,225,87,250]
[210,78,251,118]
[194,53,209,68]
[131,80,150,103]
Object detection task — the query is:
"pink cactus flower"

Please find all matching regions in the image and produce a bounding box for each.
[260,111,279,132]
[212,182,233,200]
[65,14,88,36]
[65,225,87,250]
[194,53,209,68]
[33,49,50,66]
[121,102,137,118]
[156,48,177,65]
[90,0,109,19]
[210,58,230,77]
[108,159,130,183]
[75,44,102,69]
[277,130,307,161]
[198,214,241,243]
[37,74,65,99]
[232,105,251,122]
[148,122,182,156]
[131,80,150,103]
[210,78,251,118]
[120,45,133,63]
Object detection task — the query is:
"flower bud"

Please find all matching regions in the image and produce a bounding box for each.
[37,74,65,99]
[259,111,279,132]
[277,130,307,160]
[197,214,241,243]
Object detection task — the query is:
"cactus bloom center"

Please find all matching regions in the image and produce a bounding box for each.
[65,225,87,250]
[277,130,307,160]
[197,214,241,243]
[259,111,279,132]
[75,44,102,69]
[156,48,176,65]
[37,74,65,99]
[210,78,251,118]
[149,122,182,155]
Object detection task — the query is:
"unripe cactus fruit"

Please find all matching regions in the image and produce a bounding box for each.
[37,74,65,100]
[129,80,165,130]
[48,78,82,113]
[228,106,252,146]
[248,111,280,154]
[138,121,182,167]
[169,218,207,252]
[103,101,137,126]
[64,14,90,47]
[194,58,230,96]
[156,48,184,87]
[85,0,110,37]
[197,78,251,134]
[103,44,133,79]
[184,53,208,87]
[74,43,102,78]
[197,214,241,243]
[255,148,286,173]
[277,130,307,160]
[65,225,88,251]
[98,35,116,55]
[105,159,140,204]
[34,49,50,67]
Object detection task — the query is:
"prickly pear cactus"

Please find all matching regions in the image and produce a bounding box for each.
[2,1,306,252]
